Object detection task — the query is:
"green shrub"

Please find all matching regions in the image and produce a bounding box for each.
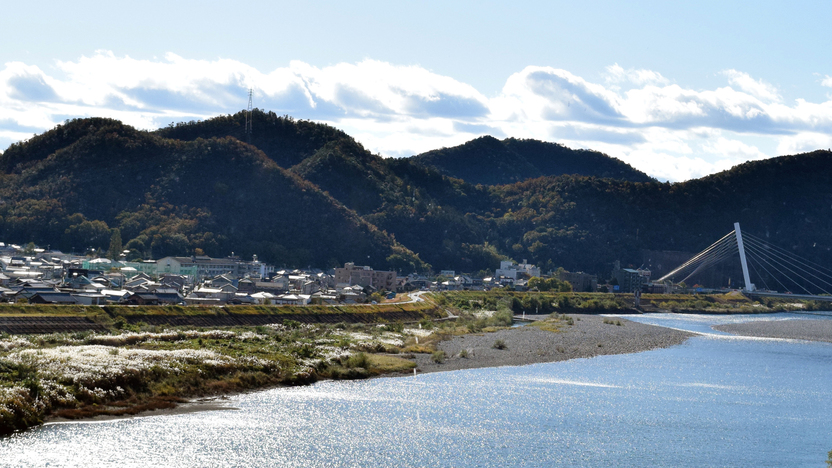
[431,351,446,363]
[282,319,301,329]
[382,322,404,333]
[493,339,507,350]
[345,352,369,369]
[467,321,483,333]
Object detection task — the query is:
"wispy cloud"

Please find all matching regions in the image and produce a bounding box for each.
[2,51,832,181]
[722,69,781,102]
[605,63,669,87]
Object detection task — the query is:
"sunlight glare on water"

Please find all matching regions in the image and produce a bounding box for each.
[2,314,831,467]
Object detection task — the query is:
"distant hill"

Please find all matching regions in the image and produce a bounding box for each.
[2,113,831,285]
[155,110,349,169]
[409,136,654,185]
[481,150,832,284]
[290,137,404,215]
[288,136,505,271]
[0,118,426,271]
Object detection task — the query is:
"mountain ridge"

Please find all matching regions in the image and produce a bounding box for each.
[1,112,830,288]
[409,135,654,185]
[0,117,427,271]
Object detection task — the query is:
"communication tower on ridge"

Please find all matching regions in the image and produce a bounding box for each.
[245,88,253,144]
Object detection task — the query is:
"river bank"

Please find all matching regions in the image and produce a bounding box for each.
[6,308,827,434]
[713,315,832,343]
[8,313,832,468]
[39,313,697,426]
[0,322,423,434]
[413,314,695,373]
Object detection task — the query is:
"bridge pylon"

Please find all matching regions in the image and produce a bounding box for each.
[734,222,755,292]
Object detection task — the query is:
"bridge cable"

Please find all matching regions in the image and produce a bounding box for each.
[657,230,737,282]
[680,245,738,285]
[676,237,739,284]
[744,250,772,291]
[743,245,788,293]
[670,241,734,284]
[742,236,832,291]
[742,241,813,294]
[743,232,832,282]
[657,230,735,282]
[674,243,737,285]
[742,239,830,295]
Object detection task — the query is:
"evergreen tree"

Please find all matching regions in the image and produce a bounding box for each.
[108,229,123,260]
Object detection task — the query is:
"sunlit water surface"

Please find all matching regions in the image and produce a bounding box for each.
[2,313,831,467]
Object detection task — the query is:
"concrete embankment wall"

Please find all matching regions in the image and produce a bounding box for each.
[0,303,442,334]
[122,309,436,327]
[0,316,108,334]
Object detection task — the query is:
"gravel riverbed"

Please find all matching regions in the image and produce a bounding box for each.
[413,314,695,373]
[713,318,832,343]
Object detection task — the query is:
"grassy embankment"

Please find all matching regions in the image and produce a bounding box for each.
[0,294,527,434]
[1,291,823,435]
[0,320,435,435]
[436,290,830,314]
[0,301,439,319]
[0,300,443,435]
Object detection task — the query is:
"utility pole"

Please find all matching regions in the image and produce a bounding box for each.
[245,89,253,144]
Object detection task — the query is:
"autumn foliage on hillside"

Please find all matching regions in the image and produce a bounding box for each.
[2,112,831,281]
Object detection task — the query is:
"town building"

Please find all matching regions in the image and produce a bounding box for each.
[555,270,598,293]
[495,259,540,280]
[155,255,270,281]
[334,263,397,291]
[612,262,651,293]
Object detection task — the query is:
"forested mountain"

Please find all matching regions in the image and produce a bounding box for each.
[155,111,348,169]
[1,111,830,285]
[410,135,654,185]
[162,111,500,270]
[0,118,425,271]
[478,150,832,279]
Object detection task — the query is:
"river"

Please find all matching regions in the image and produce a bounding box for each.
[1,312,830,467]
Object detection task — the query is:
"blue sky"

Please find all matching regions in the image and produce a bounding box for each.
[2,0,831,181]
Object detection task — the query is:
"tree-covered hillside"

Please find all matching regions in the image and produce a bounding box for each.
[410,135,654,185]
[2,112,830,285]
[155,110,348,169]
[0,118,426,270]
[481,150,832,281]
[159,111,504,270]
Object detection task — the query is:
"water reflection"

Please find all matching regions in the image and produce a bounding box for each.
[2,314,831,467]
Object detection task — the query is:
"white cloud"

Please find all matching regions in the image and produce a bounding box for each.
[605,63,669,87]
[821,75,832,88]
[703,136,767,162]
[624,149,714,181]
[2,53,832,181]
[776,132,832,155]
[722,69,780,102]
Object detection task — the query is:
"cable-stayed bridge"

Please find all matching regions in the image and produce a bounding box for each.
[658,223,832,301]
